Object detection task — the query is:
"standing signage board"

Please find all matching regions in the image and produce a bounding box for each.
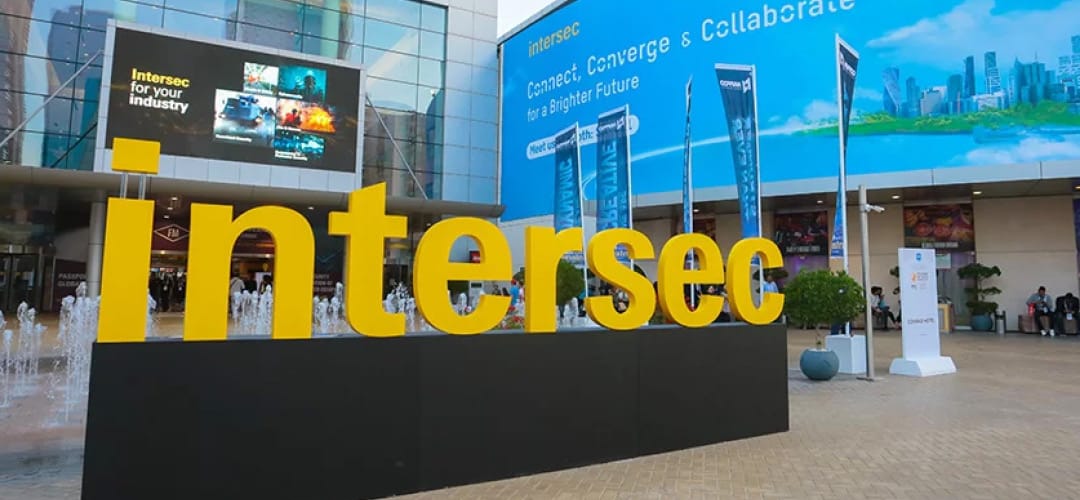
[890,248,957,377]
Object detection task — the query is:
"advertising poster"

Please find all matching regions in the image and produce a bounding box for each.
[501,0,1080,223]
[715,64,761,239]
[104,26,360,172]
[903,204,975,251]
[553,124,585,267]
[774,211,829,255]
[898,248,941,359]
[52,259,87,311]
[831,35,860,263]
[1074,198,1080,250]
[595,106,632,263]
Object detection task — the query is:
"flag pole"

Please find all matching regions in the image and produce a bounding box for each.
[835,33,851,336]
[751,65,765,304]
[574,122,588,300]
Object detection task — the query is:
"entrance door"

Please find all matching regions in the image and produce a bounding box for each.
[0,254,40,313]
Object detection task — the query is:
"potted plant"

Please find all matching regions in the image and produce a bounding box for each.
[957,262,1002,332]
[784,269,865,381]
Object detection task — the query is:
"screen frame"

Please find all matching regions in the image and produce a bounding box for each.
[95,20,365,180]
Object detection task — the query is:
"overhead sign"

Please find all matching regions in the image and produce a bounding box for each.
[101,24,361,172]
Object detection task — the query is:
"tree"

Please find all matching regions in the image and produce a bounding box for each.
[956,263,1002,316]
[555,259,585,309]
[783,270,865,345]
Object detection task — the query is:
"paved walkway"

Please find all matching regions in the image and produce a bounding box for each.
[3,330,1080,499]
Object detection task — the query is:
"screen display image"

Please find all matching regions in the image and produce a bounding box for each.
[104,26,360,172]
[242,63,278,95]
[212,90,276,147]
[903,204,975,251]
[499,0,1080,221]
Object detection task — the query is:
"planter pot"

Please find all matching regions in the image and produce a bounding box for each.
[800,348,839,381]
[970,314,994,332]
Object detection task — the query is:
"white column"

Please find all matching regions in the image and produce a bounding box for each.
[86,190,106,297]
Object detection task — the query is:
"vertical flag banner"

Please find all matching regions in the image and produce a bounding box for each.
[553,123,585,267]
[714,64,761,240]
[682,76,693,238]
[831,35,860,268]
[596,106,632,263]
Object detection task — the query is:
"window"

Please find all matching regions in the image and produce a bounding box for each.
[25,0,85,26]
[417,58,443,88]
[236,23,301,51]
[0,15,80,61]
[364,47,418,83]
[364,0,419,27]
[418,30,443,60]
[364,18,418,54]
[0,55,76,95]
[77,29,105,63]
[162,10,235,39]
[301,36,361,63]
[236,0,302,31]
[303,8,363,45]
[108,0,166,27]
[164,0,238,20]
[420,2,445,33]
[306,0,363,15]
[366,77,417,112]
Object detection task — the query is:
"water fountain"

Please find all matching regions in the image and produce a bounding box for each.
[48,283,99,424]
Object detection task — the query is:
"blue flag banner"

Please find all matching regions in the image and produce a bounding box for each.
[596,106,632,263]
[831,36,861,262]
[682,77,693,237]
[553,123,585,267]
[714,64,761,240]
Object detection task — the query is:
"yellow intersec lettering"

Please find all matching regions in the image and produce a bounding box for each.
[98,198,154,343]
[186,204,314,341]
[585,229,655,330]
[523,227,582,333]
[414,217,511,335]
[96,184,784,341]
[328,183,407,337]
[658,233,725,328]
[727,237,785,325]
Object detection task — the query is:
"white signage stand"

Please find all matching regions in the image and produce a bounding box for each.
[889,249,957,377]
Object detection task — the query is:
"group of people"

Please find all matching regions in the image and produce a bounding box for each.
[1026,286,1079,337]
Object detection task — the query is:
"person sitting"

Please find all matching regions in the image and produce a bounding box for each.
[1026,286,1055,337]
[1055,292,1079,335]
[871,286,898,331]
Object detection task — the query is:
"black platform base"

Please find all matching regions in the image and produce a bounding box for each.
[82,324,788,499]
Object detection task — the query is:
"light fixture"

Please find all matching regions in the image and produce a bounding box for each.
[163,214,170,219]
[1074,185,1080,191]
[973,190,983,196]
[170,196,178,201]
[816,200,824,204]
[307,206,315,210]
[692,208,700,213]
[166,206,173,210]
[891,195,901,200]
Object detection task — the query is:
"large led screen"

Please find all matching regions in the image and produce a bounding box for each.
[103,26,361,172]
[499,0,1080,221]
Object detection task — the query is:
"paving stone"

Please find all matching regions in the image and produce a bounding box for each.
[4,331,1080,498]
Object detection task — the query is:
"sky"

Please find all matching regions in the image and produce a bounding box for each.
[497,0,552,36]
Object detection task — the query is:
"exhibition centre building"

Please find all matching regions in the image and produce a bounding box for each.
[0,0,501,313]
[498,0,1080,330]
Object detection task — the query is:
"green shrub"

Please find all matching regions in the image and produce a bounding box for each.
[783,269,865,337]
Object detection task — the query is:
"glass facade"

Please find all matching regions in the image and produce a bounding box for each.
[0,0,446,199]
